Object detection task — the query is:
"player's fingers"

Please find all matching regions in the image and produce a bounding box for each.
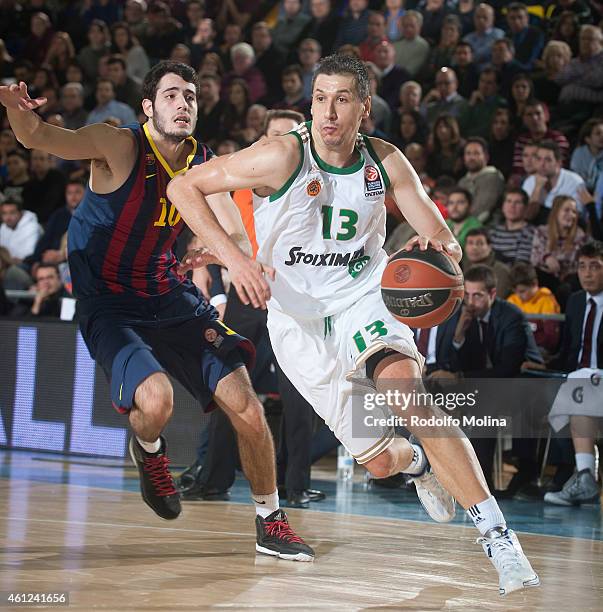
[418,235,430,250]
[403,236,419,251]
[247,275,268,309]
[234,280,251,306]
[429,238,443,251]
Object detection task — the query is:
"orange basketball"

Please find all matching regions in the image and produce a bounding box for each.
[381,246,464,328]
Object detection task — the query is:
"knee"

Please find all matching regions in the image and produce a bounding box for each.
[364,447,397,479]
[233,397,267,437]
[135,373,173,426]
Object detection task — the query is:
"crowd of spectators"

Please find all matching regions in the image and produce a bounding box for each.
[0,0,602,502]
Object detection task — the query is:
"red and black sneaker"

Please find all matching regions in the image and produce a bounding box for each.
[129,436,181,520]
[255,509,314,562]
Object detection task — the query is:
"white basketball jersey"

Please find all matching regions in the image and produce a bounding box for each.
[254,121,390,320]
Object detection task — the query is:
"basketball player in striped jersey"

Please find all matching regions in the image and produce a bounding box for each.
[168,55,540,595]
[0,62,314,562]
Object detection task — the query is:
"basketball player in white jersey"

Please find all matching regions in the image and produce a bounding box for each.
[168,55,539,596]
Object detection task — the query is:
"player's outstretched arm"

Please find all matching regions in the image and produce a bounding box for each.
[372,137,462,263]
[167,135,299,308]
[0,82,133,163]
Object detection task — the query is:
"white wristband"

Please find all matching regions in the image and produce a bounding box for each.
[210,294,227,307]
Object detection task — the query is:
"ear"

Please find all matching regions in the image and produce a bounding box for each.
[362,95,371,120]
[141,98,153,119]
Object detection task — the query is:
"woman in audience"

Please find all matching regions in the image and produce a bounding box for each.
[110,22,150,84]
[509,73,535,131]
[531,195,587,307]
[221,78,251,142]
[532,41,571,111]
[44,32,76,86]
[392,110,428,150]
[426,114,464,180]
[426,15,462,76]
[551,11,580,56]
[198,52,224,79]
[488,108,514,180]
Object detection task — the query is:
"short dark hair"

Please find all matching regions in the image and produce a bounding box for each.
[578,118,603,145]
[1,200,22,210]
[282,64,303,81]
[263,109,305,135]
[508,2,528,13]
[448,187,473,206]
[494,37,515,53]
[142,60,200,103]
[537,139,562,161]
[107,54,127,70]
[578,240,603,261]
[36,263,60,277]
[465,136,489,156]
[199,72,220,85]
[464,264,496,291]
[6,149,28,162]
[511,262,537,286]
[455,41,473,51]
[465,227,491,244]
[504,187,529,206]
[312,53,370,101]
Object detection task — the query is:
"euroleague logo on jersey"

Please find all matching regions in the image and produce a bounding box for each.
[306,179,321,197]
[364,164,384,197]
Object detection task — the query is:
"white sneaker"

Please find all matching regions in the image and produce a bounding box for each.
[406,437,456,523]
[478,527,540,596]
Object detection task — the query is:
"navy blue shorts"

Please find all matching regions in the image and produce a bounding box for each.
[77,285,255,413]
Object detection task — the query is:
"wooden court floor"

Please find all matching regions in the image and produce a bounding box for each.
[1,457,602,611]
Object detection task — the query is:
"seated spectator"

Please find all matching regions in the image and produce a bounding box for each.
[77,19,111,86]
[451,41,479,99]
[488,108,514,180]
[334,0,370,49]
[272,0,312,58]
[181,0,205,44]
[420,0,451,46]
[445,187,481,250]
[2,149,30,206]
[459,67,507,139]
[570,118,603,192]
[426,114,464,180]
[398,80,422,115]
[22,150,67,226]
[532,40,570,111]
[360,112,388,141]
[463,228,513,298]
[22,263,65,318]
[0,130,17,183]
[556,25,603,117]
[462,3,504,68]
[305,0,340,56]
[0,200,42,265]
[44,32,77,86]
[392,110,427,150]
[545,241,603,507]
[393,11,430,77]
[384,0,405,42]
[196,73,227,149]
[110,21,150,85]
[508,73,535,131]
[238,104,268,148]
[431,264,542,489]
[489,188,535,265]
[0,245,32,291]
[490,37,524,99]
[273,64,311,119]
[523,141,586,223]
[219,23,243,71]
[458,137,506,223]
[507,262,561,355]
[404,143,435,196]
[511,100,570,180]
[420,67,469,129]
[531,195,587,303]
[251,23,285,105]
[358,11,387,63]
[220,78,251,142]
[86,78,137,127]
[297,39,321,101]
[170,43,191,65]
[222,42,266,104]
[23,12,54,67]
[26,180,85,275]
[106,54,142,111]
[123,0,147,42]
[506,2,545,71]
[142,2,184,64]
[374,41,410,112]
[364,62,392,134]
[424,14,462,75]
[60,83,88,131]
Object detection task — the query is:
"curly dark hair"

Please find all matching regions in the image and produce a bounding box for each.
[142,61,200,103]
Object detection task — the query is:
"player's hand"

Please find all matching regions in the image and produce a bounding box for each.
[402,235,460,260]
[177,247,222,275]
[227,255,275,309]
[0,82,47,111]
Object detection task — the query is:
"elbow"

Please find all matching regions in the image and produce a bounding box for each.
[166,175,187,204]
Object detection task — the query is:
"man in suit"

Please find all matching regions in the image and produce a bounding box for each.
[429,264,542,489]
[545,241,603,506]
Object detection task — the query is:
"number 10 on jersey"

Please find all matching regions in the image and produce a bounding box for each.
[154,197,181,227]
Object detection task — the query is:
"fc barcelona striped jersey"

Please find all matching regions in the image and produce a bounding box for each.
[68,123,212,300]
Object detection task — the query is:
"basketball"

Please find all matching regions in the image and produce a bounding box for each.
[381,246,464,328]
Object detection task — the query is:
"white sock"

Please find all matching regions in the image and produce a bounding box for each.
[252,491,279,518]
[576,453,596,476]
[403,443,427,475]
[467,496,506,536]
[136,437,161,454]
